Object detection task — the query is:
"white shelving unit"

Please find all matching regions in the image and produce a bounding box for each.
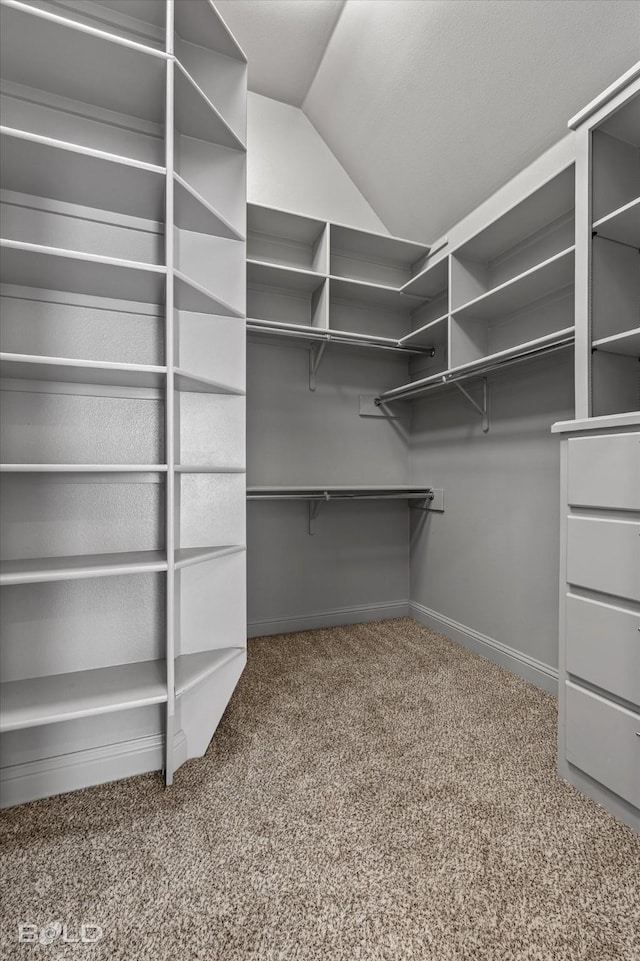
[0,0,248,807]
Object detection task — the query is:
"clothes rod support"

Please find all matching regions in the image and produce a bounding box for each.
[454,377,489,432]
[309,341,327,391]
[309,492,330,534]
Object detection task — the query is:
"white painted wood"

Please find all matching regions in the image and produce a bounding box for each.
[565,682,640,808]
[0,463,167,472]
[174,544,245,570]
[566,593,640,706]
[178,649,246,758]
[247,259,325,291]
[174,59,245,151]
[401,257,448,299]
[174,270,243,318]
[179,552,246,655]
[553,412,640,433]
[174,0,246,61]
[567,516,640,603]
[174,174,244,240]
[592,238,640,342]
[568,60,640,129]
[174,34,246,144]
[0,549,167,585]
[0,660,168,733]
[175,647,245,696]
[0,352,166,389]
[567,432,640,510]
[330,276,424,310]
[174,368,244,395]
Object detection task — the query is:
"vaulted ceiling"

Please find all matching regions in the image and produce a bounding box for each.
[216,0,640,242]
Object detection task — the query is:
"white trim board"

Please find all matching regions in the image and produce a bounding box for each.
[248,600,409,638]
[409,601,558,696]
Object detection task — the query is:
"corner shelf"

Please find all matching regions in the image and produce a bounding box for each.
[175,647,245,697]
[174,59,245,152]
[174,270,244,318]
[174,367,245,395]
[592,197,640,249]
[174,173,244,241]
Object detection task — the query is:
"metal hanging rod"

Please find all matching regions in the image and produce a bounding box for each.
[375,334,574,406]
[246,320,435,357]
[247,490,434,501]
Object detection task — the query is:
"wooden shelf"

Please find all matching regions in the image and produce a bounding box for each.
[593,328,640,357]
[0,659,167,733]
[174,270,243,318]
[0,464,168,473]
[174,174,244,241]
[174,545,246,570]
[0,126,165,222]
[453,247,575,321]
[0,352,166,389]
[248,260,325,292]
[175,647,245,697]
[0,550,168,586]
[0,1,167,122]
[174,59,245,152]
[593,198,640,249]
[0,240,166,304]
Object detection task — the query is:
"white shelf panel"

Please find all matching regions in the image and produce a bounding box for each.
[593,198,640,249]
[401,258,449,298]
[593,328,640,357]
[175,648,245,698]
[248,204,325,246]
[399,314,448,347]
[247,260,325,292]
[0,240,166,304]
[174,545,246,571]
[0,126,165,222]
[330,276,424,310]
[174,0,246,61]
[453,247,575,322]
[0,1,167,122]
[0,464,168,472]
[174,60,245,152]
[174,367,244,395]
[174,174,244,241]
[0,550,167,586]
[330,223,429,268]
[175,465,245,474]
[0,352,166,389]
[0,659,167,733]
[174,270,243,318]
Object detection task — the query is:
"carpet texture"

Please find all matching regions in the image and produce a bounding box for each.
[1,618,638,960]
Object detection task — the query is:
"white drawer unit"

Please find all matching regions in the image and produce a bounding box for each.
[566,516,640,602]
[568,433,640,511]
[566,593,640,705]
[565,682,640,809]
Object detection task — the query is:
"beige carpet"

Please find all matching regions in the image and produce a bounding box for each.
[1,618,638,960]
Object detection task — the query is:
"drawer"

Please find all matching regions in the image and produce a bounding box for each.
[566,594,640,705]
[568,433,640,511]
[565,681,640,808]
[567,516,640,602]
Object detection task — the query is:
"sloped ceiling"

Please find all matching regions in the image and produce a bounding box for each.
[218,0,640,242]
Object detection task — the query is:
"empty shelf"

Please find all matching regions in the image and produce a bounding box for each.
[0,240,166,305]
[0,126,165,222]
[330,224,429,269]
[399,314,448,347]
[0,659,167,733]
[174,174,244,240]
[174,545,246,570]
[0,464,168,472]
[593,198,640,249]
[0,1,167,123]
[175,647,245,697]
[0,550,168,586]
[0,353,166,389]
[174,0,246,60]
[175,465,245,473]
[401,258,449,298]
[453,247,575,321]
[330,276,424,310]
[248,260,325,292]
[174,60,245,151]
[174,270,244,317]
[593,328,640,357]
[174,367,245,395]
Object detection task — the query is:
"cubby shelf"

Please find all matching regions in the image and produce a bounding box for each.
[174,59,245,152]
[0,0,167,122]
[0,352,166,389]
[0,464,168,472]
[175,465,245,473]
[399,313,448,348]
[0,126,166,222]
[174,544,246,570]
[0,647,245,733]
[592,197,640,249]
[330,276,424,310]
[174,270,243,317]
[401,257,448,299]
[174,0,246,61]
[0,240,166,304]
[247,259,325,291]
[174,367,245,395]
[593,328,640,357]
[174,174,245,241]
[453,247,575,321]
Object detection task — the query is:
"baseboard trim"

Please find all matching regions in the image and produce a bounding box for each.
[248,600,410,638]
[409,601,558,695]
[0,732,172,809]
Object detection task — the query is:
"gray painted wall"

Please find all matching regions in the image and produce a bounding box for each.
[409,352,575,672]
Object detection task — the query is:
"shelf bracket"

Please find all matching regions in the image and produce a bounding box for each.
[308,492,330,535]
[453,377,489,432]
[309,341,327,391]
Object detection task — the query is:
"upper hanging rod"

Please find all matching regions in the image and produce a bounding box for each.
[375,332,574,405]
[246,319,435,357]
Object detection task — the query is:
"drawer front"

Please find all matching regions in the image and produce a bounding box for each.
[565,682,640,808]
[567,516,640,602]
[566,594,640,705]
[568,433,640,511]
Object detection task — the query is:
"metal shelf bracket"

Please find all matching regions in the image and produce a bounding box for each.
[309,341,327,391]
[309,492,330,534]
[454,377,489,432]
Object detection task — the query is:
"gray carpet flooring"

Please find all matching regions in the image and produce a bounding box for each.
[1,618,639,960]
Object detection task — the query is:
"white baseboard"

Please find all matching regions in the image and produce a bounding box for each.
[248,600,410,638]
[409,601,558,695]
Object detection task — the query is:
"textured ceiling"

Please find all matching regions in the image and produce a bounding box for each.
[219,0,640,242]
[215,0,345,106]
